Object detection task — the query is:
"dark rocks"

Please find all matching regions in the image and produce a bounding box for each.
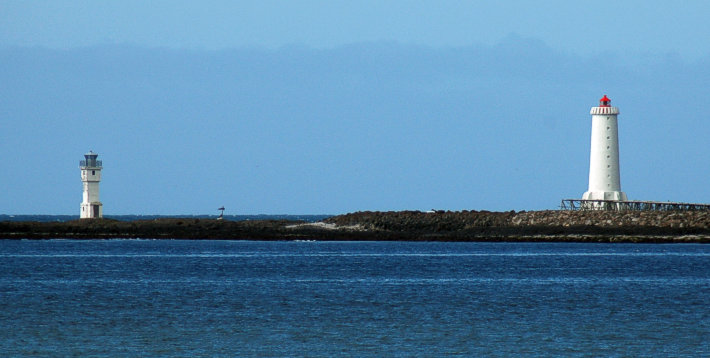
[324,210,710,242]
[0,218,308,240]
[2,210,710,242]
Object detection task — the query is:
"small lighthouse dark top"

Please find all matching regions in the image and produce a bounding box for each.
[599,95,611,107]
[80,151,102,168]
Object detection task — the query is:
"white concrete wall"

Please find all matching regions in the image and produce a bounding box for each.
[80,167,103,218]
[82,181,100,203]
[80,168,101,182]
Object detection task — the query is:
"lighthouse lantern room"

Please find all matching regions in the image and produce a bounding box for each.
[80,151,103,219]
[582,95,628,202]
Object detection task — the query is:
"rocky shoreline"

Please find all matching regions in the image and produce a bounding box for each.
[2,210,710,243]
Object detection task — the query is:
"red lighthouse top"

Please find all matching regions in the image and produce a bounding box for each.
[599,95,611,107]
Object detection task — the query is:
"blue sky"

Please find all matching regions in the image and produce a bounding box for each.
[2,1,710,214]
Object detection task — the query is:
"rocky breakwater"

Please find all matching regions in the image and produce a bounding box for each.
[2,210,710,242]
[0,218,319,240]
[323,210,710,242]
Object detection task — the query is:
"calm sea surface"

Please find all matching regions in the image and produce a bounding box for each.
[0,240,708,357]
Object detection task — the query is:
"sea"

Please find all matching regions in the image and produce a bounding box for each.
[0,240,708,357]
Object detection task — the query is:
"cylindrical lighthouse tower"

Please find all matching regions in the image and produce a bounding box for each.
[80,151,103,219]
[582,95,627,201]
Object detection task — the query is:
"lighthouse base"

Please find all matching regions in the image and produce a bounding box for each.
[80,202,103,219]
[580,191,628,210]
[582,191,628,201]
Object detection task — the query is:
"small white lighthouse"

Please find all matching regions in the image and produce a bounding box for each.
[80,151,103,219]
[582,95,628,201]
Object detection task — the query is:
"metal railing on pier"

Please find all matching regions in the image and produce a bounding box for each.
[561,199,710,211]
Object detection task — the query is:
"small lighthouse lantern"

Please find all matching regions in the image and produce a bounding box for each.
[599,94,611,107]
[80,151,103,219]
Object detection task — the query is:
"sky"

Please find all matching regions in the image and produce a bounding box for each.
[2,1,710,215]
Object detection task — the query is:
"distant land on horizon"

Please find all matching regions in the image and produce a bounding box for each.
[0,214,333,223]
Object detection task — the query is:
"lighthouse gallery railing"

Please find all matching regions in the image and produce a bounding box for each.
[80,160,102,168]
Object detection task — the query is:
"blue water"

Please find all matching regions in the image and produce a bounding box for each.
[1,241,708,357]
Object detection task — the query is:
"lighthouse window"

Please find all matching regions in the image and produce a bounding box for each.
[606,136,610,140]
[92,170,95,175]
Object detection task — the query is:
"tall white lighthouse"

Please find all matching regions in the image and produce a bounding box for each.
[80,151,103,219]
[582,95,628,201]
